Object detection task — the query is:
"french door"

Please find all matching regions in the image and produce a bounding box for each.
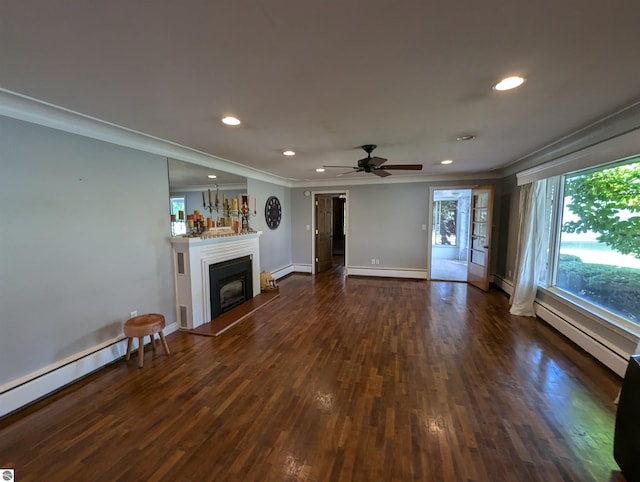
[467,185,494,291]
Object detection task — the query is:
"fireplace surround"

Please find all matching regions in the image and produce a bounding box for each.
[170,233,261,329]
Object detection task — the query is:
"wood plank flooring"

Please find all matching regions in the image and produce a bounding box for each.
[0,262,626,481]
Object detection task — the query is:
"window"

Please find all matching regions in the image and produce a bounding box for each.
[170,196,186,235]
[550,158,640,324]
[432,200,458,246]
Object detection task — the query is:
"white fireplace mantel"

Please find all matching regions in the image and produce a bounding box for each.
[170,233,262,329]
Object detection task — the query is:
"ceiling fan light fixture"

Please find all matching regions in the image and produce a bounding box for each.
[221,116,241,126]
[441,159,453,165]
[493,76,526,91]
[283,150,296,156]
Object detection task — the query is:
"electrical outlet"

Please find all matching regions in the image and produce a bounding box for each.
[375,259,380,265]
[421,224,427,231]
[130,310,138,318]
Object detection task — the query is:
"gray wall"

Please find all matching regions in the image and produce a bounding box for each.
[291,180,499,272]
[247,178,292,273]
[347,183,429,268]
[0,116,174,386]
[291,189,313,265]
[494,174,519,282]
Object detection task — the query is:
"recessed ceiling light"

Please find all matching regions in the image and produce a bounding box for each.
[441,159,453,165]
[456,134,476,141]
[493,76,526,91]
[315,168,325,173]
[283,150,296,156]
[207,174,217,179]
[221,116,241,126]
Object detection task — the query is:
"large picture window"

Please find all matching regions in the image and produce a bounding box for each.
[552,158,640,324]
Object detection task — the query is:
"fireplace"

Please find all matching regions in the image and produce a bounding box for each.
[209,255,253,319]
[170,233,261,329]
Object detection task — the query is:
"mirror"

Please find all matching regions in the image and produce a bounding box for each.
[168,158,248,235]
[168,158,246,192]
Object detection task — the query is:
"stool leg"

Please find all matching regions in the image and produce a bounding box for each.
[159,331,170,355]
[125,338,132,361]
[149,333,156,351]
[137,336,144,368]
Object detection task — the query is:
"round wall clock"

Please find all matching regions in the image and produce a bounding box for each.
[265,195,282,230]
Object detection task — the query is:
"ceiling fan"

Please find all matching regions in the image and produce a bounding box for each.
[324,144,423,177]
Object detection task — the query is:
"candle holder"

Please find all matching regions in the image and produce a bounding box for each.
[202,188,221,222]
[203,200,216,218]
[240,203,257,234]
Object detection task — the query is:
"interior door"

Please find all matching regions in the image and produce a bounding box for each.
[315,195,333,273]
[467,185,494,291]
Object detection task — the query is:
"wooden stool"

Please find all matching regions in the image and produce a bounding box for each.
[124,313,170,368]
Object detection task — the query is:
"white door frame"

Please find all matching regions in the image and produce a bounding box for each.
[427,185,472,281]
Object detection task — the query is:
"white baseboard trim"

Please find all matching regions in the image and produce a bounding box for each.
[270,264,295,280]
[492,275,514,296]
[292,264,312,274]
[534,303,628,377]
[269,264,312,279]
[0,322,178,418]
[346,267,428,279]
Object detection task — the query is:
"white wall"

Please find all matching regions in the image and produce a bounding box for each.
[0,116,174,394]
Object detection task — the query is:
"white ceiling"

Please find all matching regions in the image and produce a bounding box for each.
[2,1,640,186]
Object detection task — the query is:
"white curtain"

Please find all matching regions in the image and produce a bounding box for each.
[509,177,558,316]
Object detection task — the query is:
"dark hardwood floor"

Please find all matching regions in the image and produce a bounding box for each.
[0,262,626,481]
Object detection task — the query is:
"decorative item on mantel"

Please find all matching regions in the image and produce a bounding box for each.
[174,188,258,238]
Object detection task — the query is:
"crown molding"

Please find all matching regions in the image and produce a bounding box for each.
[500,99,640,180]
[293,170,502,188]
[515,127,640,185]
[0,89,291,187]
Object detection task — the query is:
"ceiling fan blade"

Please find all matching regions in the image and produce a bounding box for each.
[368,156,387,167]
[378,164,423,170]
[337,169,361,177]
[373,169,391,177]
[323,165,357,169]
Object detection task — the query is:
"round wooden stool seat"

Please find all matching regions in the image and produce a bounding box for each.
[124,313,170,368]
